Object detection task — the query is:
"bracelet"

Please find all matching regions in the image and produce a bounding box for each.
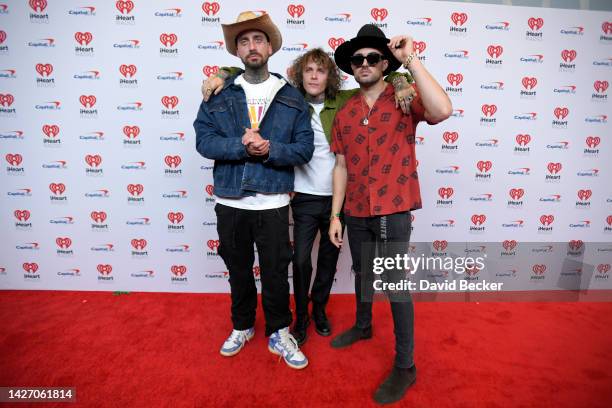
[403,52,416,70]
[330,212,342,221]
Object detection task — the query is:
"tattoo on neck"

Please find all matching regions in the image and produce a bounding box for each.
[305,93,325,104]
[243,68,270,84]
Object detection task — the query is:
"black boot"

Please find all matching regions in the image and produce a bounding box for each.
[290,315,310,346]
[312,306,331,336]
[373,365,417,404]
[330,325,372,348]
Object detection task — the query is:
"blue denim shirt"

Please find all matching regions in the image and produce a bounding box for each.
[194,73,314,197]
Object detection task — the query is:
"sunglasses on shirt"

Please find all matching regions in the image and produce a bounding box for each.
[349,52,386,67]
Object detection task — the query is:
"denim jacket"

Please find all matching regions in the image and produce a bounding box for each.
[194,73,314,197]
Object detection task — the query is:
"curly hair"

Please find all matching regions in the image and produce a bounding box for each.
[288,48,342,100]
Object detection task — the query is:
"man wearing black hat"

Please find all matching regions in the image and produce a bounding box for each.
[328,24,452,403]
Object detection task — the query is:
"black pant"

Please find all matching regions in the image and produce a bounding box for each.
[345,212,415,369]
[290,193,341,319]
[215,203,293,336]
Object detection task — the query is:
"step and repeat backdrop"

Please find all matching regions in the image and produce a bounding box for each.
[1,0,611,293]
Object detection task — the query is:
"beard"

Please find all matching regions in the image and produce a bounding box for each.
[241,52,269,70]
[354,68,383,86]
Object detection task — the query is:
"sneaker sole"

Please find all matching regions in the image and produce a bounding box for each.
[220,331,255,357]
[267,345,309,370]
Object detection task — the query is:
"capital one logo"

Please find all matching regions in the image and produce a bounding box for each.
[509,188,524,200]
[502,240,517,251]
[35,63,53,77]
[594,80,608,93]
[91,211,107,223]
[447,73,463,86]
[15,209,31,221]
[471,214,486,225]
[547,162,562,174]
[168,211,184,224]
[207,239,220,251]
[528,17,544,30]
[442,131,458,144]
[532,264,546,275]
[97,264,112,275]
[586,136,600,148]
[516,134,531,146]
[80,95,96,108]
[165,155,181,168]
[487,45,503,58]
[205,184,214,197]
[598,264,611,274]
[23,262,39,273]
[161,96,178,109]
[451,12,467,26]
[171,265,187,276]
[6,153,22,166]
[202,65,219,78]
[370,8,388,22]
[561,49,576,62]
[56,237,72,249]
[0,93,14,107]
[160,33,178,47]
[438,187,454,199]
[577,189,592,201]
[75,32,93,46]
[554,107,568,119]
[522,77,537,90]
[287,4,305,18]
[477,160,492,172]
[49,183,65,195]
[131,238,147,250]
[29,0,47,12]
[433,240,448,251]
[85,154,102,167]
[201,2,220,16]
[413,41,426,54]
[568,240,583,251]
[328,37,345,51]
[481,104,497,117]
[119,64,137,78]
[127,184,143,196]
[116,0,135,14]
[123,125,140,138]
[540,215,554,226]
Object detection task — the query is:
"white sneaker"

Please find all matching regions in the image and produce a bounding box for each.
[220,328,254,357]
[268,327,309,369]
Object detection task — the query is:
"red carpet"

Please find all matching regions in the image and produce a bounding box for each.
[1,290,611,407]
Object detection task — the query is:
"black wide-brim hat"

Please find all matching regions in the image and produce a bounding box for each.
[334,24,401,76]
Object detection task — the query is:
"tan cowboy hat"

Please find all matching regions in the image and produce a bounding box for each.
[222,11,282,56]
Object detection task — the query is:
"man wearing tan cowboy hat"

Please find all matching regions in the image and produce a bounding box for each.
[194,11,314,369]
[328,24,452,403]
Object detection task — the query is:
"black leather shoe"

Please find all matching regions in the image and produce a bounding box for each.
[373,365,416,404]
[330,325,372,348]
[312,309,331,337]
[290,316,310,346]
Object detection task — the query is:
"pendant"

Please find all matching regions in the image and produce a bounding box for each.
[361,118,368,126]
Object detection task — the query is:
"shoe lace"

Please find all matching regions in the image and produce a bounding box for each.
[277,329,299,356]
[229,329,247,344]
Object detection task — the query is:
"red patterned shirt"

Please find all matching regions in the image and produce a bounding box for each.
[331,83,424,217]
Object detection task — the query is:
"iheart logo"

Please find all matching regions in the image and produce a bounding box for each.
[201,2,220,16]
[487,45,503,58]
[433,240,448,251]
[438,187,454,199]
[90,211,107,223]
[287,4,305,18]
[594,80,608,93]
[561,49,576,62]
[568,240,583,250]
[532,264,546,275]
[502,240,517,251]
[577,189,592,200]
[522,77,537,90]
[168,212,184,224]
[516,134,531,146]
[42,125,60,138]
[540,215,554,225]
[35,63,53,77]
[370,8,388,21]
[165,155,181,168]
[205,185,214,196]
[127,184,144,196]
[0,94,14,107]
[509,188,524,200]
[328,37,345,51]
[207,239,220,251]
[547,162,562,174]
[171,265,187,276]
[161,96,178,109]
[413,41,426,54]
[5,153,22,166]
[29,0,47,12]
[554,107,569,119]
[116,0,135,14]
[23,262,39,273]
[476,160,492,172]
[607,215,612,226]
[123,126,140,138]
[481,104,497,117]
[131,239,147,250]
[97,264,112,275]
[446,73,463,86]
[202,65,219,78]
[451,12,468,26]
[528,17,544,30]
[465,266,480,276]
[160,33,178,47]
[85,154,102,167]
[603,22,612,35]
[14,210,30,221]
[442,131,458,143]
[586,136,600,148]
[49,183,65,195]
[56,237,72,248]
[79,95,96,108]
[598,264,611,274]
[119,64,137,78]
[471,214,486,225]
[0,30,6,44]
[74,32,93,46]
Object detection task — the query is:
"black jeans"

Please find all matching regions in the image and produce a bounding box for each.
[290,193,341,319]
[215,203,293,336]
[345,212,415,369]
